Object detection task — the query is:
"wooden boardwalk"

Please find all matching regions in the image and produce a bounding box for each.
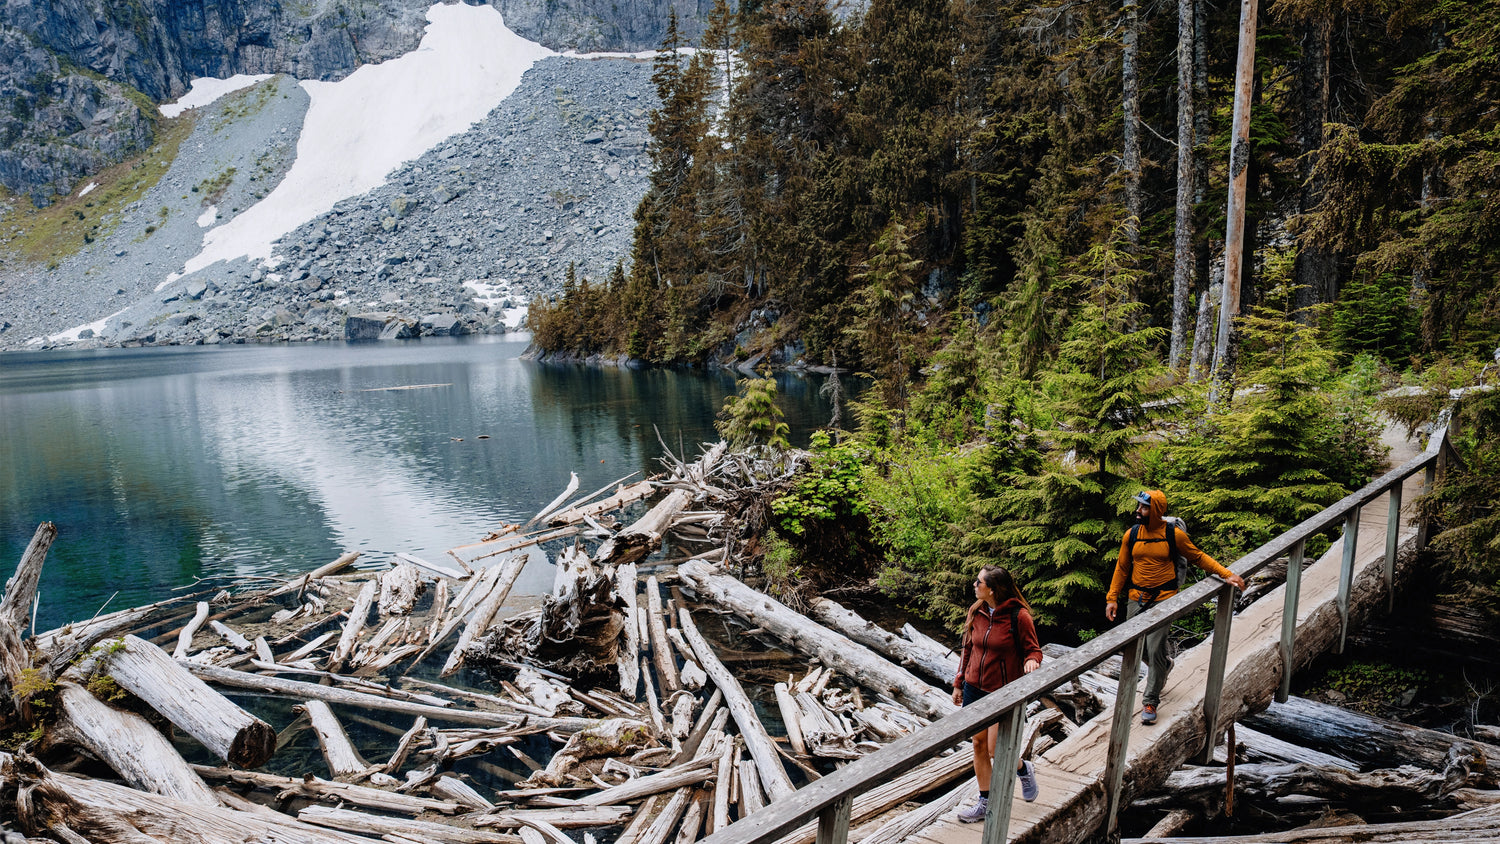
[920,427,1426,844]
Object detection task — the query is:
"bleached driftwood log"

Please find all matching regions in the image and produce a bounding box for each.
[51,682,218,805]
[300,699,369,779]
[679,606,796,801]
[1133,762,1448,810]
[191,765,461,815]
[174,600,211,659]
[646,574,681,694]
[298,805,524,843]
[808,597,959,687]
[442,551,530,677]
[79,634,276,768]
[0,523,55,714]
[679,561,955,719]
[326,578,377,673]
[185,662,597,731]
[269,550,360,598]
[596,489,692,566]
[900,623,961,682]
[549,480,656,527]
[617,561,642,696]
[378,562,425,616]
[7,752,372,844]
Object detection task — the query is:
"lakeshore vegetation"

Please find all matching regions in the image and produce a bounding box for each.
[529,0,1500,636]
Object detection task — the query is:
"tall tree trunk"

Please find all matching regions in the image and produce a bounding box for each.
[1122,0,1143,250]
[1169,0,1196,372]
[1210,0,1260,406]
[1187,0,1214,381]
[1292,15,1335,315]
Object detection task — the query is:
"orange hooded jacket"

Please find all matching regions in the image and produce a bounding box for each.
[1106,489,1234,604]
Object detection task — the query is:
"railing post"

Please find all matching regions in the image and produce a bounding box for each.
[1384,485,1402,614]
[1103,637,1143,841]
[982,704,1026,844]
[1277,538,1305,704]
[1336,509,1359,654]
[815,794,853,844]
[1198,583,1237,764]
[1417,461,1437,550]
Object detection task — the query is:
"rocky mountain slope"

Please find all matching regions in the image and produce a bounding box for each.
[1,0,703,205]
[0,46,656,350]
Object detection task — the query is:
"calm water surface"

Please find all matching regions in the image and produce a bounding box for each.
[0,337,836,630]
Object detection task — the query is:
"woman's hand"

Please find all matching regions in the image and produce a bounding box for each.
[1023,658,1040,674]
[952,686,963,706]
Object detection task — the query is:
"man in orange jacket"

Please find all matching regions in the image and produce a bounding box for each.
[1105,490,1245,725]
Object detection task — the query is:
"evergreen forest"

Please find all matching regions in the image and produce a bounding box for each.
[531,0,1500,637]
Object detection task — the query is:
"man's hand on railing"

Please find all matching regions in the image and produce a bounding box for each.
[1225,573,1247,592]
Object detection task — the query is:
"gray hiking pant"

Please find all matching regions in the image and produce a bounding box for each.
[1125,597,1172,707]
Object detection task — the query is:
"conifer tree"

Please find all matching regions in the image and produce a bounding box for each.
[848,219,922,405]
[716,376,791,450]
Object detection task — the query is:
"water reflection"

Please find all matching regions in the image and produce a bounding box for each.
[0,338,837,630]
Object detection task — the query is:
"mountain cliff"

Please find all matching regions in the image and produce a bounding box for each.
[0,0,705,204]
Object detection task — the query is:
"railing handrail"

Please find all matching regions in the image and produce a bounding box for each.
[698,425,1452,844]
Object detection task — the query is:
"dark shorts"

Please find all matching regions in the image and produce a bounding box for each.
[961,682,992,707]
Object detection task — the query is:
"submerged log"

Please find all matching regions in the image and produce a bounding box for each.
[82,634,275,768]
[679,561,955,719]
[679,606,796,801]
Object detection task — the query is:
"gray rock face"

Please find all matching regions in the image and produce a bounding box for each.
[345,312,400,341]
[0,27,155,204]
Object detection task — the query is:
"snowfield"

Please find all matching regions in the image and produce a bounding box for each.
[184,3,553,274]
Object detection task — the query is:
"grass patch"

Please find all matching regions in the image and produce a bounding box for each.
[213,78,278,129]
[0,112,196,267]
[194,167,236,204]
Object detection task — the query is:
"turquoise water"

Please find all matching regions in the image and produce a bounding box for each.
[0,338,836,631]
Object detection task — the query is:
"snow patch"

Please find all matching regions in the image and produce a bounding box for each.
[48,309,127,343]
[155,272,183,292]
[160,74,273,118]
[181,4,553,274]
[77,182,97,197]
[197,205,218,228]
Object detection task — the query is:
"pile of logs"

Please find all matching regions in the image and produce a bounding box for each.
[4,439,1495,844]
[0,448,1003,843]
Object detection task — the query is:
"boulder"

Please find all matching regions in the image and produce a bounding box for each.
[420,314,460,336]
[184,280,208,300]
[377,318,417,340]
[345,312,398,341]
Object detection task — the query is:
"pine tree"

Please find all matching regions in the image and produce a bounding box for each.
[716,376,792,450]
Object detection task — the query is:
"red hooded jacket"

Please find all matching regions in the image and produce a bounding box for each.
[953,597,1044,694]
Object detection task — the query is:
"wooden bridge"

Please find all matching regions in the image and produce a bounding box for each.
[697,421,1456,844]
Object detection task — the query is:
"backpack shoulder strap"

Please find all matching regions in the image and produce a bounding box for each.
[1010,606,1025,662]
[1164,522,1178,560]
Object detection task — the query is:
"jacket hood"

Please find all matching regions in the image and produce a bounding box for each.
[1145,489,1168,529]
[986,596,1028,614]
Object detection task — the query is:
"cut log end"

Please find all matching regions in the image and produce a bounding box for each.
[228,719,278,769]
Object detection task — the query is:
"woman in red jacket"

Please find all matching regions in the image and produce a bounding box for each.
[951,565,1044,822]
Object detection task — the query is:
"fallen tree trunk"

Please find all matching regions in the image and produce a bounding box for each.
[1123,803,1500,844]
[808,598,959,688]
[51,682,219,806]
[191,764,461,815]
[443,551,530,677]
[1133,762,1447,810]
[679,561,955,719]
[0,523,55,717]
[679,606,796,801]
[596,489,692,566]
[184,662,597,731]
[1243,695,1500,776]
[8,752,372,844]
[82,634,275,768]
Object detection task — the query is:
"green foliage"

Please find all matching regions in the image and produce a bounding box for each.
[716,376,791,450]
[1155,274,1376,560]
[859,438,972,625]
[770,431,866,536]
[1309,660,1431,714]
[1420,387,1500,611]
[1328,272,1417,364]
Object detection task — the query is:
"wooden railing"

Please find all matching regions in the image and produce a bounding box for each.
[698,424,1458,844]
